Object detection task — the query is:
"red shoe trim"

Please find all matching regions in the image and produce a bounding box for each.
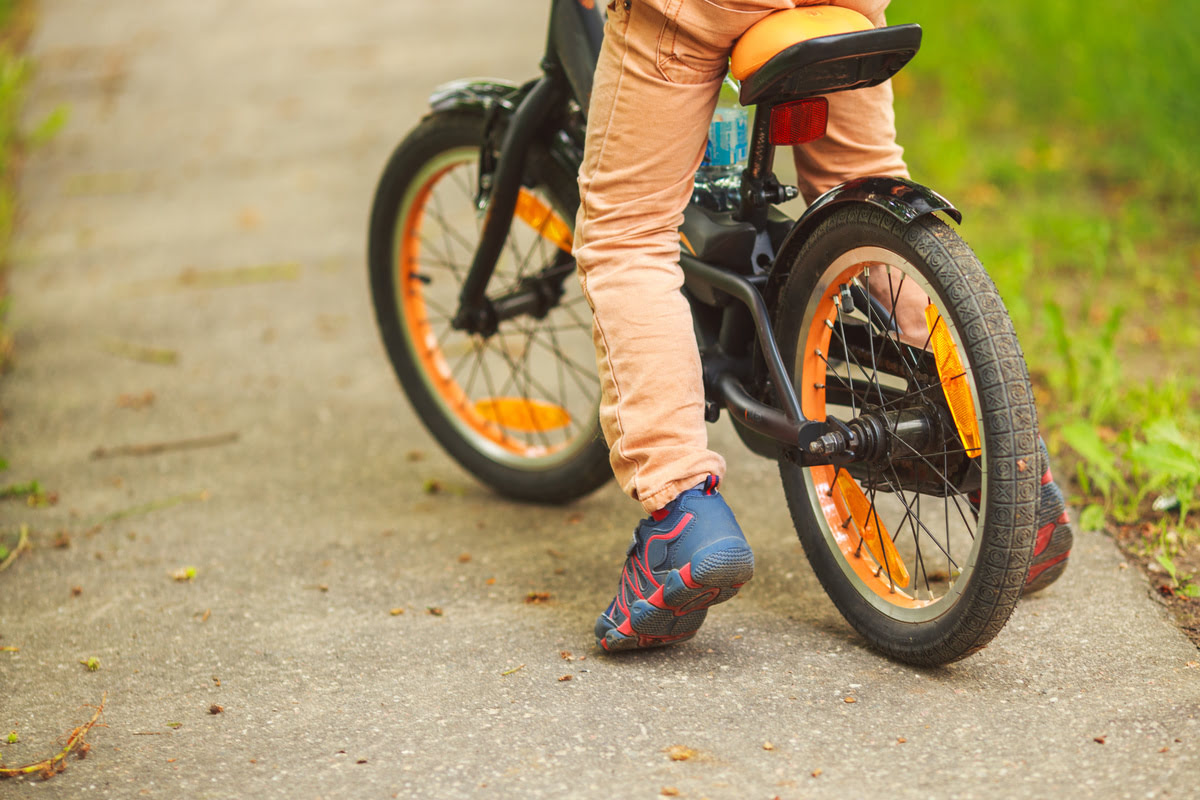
[1027,551,1069,583]
[1034,521,1056,555]
[678,562,701,589]
[651,508,669,522]
[1041,468,1054,486]
[644,583,667,608]
[648,513,693,549]
[616,618,634,636]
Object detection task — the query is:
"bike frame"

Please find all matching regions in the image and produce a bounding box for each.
[445,0,959,467]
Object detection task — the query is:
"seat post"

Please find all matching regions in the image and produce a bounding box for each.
[735,104,796,224]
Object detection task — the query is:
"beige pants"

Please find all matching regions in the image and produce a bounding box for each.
[574,0,909,513]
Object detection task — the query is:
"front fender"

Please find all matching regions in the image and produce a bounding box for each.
[766,177,961,303]
[427,77,585,190]
[429,78,522,115]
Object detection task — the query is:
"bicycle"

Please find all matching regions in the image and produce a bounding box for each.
[367,0,1041,665]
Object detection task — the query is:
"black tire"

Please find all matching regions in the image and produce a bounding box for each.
[367,111,611,503]
[774,204,1040,665]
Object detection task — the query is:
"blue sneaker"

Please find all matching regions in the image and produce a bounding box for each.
[595,476,754,651]
[1024,438,1073,594]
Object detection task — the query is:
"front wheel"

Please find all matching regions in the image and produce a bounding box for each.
[775,204,1040,665]
[368,111,611,503]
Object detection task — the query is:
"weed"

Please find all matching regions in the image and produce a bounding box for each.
[1156,551,1200,599]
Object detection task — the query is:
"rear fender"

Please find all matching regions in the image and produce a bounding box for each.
[765,177,961,305]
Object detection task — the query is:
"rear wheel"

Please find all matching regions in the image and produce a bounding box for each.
[368,111,610,502]
[775,205,1040,665]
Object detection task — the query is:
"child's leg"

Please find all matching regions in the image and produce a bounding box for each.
[578,0,790,650]
[575,0,785,513]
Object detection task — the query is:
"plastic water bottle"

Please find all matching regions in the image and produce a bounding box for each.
[693,74,748,213]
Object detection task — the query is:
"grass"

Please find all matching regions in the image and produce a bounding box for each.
[0,0,47,569]
[0,0,37,366]
[888,0,1200,604]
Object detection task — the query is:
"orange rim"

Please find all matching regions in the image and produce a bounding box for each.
[397,161,580,459]
[799,264,922,606]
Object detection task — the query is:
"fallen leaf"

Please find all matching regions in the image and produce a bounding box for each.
[166,722,183,729]
[500,664,525,676]
[1094,736,1106,744]
[897,737,907,744]
[660,788,680,797]
[170,566,197,582]
[356,759,367,765]
[1160,747,1170,753]
[485,577,496,585]
[566,513,583,525]
[53,532,71,549]
[237,208,262,230]
[423,479,442,495]
[843,697,857,704]
[558,675,573,682]
[525,592,552,604]
[666,745,697,762]
[427,606,444,616]
[389,608,405,616]
[209,705,224,715]
[811,768,823,778]
[79,657,100,671]
[560,651,573,661]
[117,391,155,410]
[71,586,83,596]
[458,553,472,563]
[1186,661,1199,669]
[762,741,774,751]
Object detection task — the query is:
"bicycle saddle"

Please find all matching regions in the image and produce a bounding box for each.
[731,6,921,106]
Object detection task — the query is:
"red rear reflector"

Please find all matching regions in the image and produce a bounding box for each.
[769,98,829,145]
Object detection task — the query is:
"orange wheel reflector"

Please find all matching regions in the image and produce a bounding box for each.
[925,305,982,458]
[834,471,910,588]
[474,397,571,433]
[515,188,573,254]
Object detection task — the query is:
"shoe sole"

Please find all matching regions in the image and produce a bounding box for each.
[599,539,754,651]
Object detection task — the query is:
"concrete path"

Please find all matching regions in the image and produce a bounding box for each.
[1,2,1196,798]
